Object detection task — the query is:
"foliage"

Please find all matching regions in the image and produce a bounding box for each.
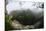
[5,10,13,31]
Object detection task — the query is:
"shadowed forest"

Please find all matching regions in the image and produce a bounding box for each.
[5,0,44,31]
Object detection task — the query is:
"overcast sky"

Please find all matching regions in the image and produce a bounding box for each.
[6,0,44,14]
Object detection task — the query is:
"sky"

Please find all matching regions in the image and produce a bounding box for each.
[6,0,44,14]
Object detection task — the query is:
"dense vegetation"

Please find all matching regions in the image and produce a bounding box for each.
[5,9,44,31]
[5,0,44,31]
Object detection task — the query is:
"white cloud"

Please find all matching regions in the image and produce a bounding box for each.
[6,0,43,14]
